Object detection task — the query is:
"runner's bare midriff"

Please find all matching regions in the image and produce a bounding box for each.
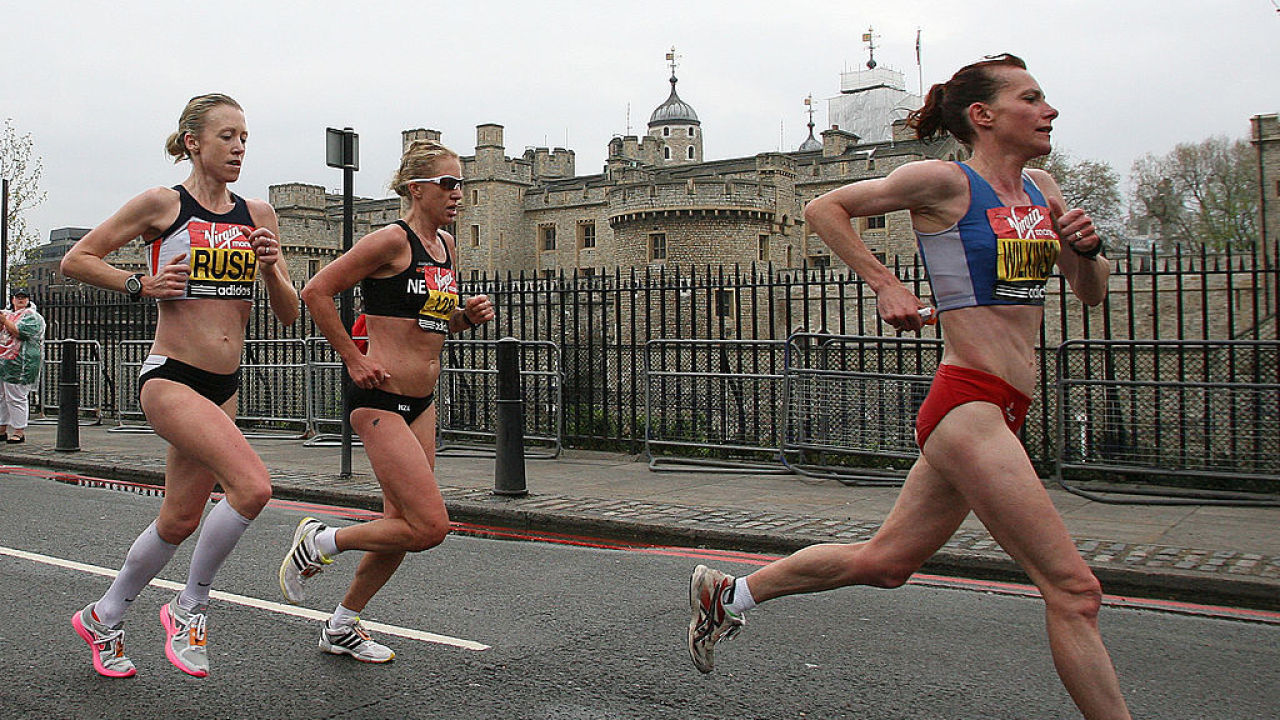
[936,304,1043,396]
[151,299,252,375]
[363,314,445,398]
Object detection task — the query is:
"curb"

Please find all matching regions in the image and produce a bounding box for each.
[8,449,1277,613]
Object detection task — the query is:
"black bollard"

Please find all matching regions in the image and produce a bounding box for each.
[493,336,527,496]
[55,339,80,452]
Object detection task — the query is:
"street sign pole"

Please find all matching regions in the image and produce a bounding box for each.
[326,128,359,478]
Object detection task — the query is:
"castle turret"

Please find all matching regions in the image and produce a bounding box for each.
[474,123,507,171]
[648,48,702,165]
[798,95,823,152]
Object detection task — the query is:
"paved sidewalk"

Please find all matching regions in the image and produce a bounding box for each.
[3,422,1278,610]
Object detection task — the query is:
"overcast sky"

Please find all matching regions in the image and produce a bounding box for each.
[3,0,1277,244]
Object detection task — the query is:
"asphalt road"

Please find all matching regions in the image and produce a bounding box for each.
[1,472,1276,720]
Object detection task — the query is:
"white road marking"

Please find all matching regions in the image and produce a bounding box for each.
[0,545,489,651]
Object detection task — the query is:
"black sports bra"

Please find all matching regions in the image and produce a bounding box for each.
[361,220,458,334]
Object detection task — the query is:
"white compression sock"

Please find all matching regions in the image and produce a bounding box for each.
[179,500,252,610]
[724,575,757,615]
[96,521,179,627]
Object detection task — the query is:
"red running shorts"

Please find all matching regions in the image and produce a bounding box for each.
[915,364,1032,450]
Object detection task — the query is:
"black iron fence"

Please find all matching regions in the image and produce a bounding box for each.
[37,244,1279,475]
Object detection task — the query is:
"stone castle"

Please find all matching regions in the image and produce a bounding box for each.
[269,55,966,283]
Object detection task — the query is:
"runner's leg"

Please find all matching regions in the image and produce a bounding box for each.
[923,402,1131,720]
[745,457,971,601]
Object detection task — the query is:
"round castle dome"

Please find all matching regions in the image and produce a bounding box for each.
[649,75,700,127]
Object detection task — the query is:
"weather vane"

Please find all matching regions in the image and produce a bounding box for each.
[861,27,878,69]
[665,46,681,77]
[804,94,816,132]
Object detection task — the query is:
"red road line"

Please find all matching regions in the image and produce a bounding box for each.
[14,465,1279,625]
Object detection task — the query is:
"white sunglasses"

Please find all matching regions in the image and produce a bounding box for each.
[407,175,464,191]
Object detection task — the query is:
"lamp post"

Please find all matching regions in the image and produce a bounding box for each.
[326,127,359,477]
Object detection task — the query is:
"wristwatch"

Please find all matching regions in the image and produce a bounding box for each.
[125,273,145,301]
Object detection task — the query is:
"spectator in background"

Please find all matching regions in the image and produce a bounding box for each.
[0,288,46,443]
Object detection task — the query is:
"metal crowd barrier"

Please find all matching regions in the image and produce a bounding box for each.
[1055,339,1280,506]
[110,340,153,432]
[780,334,942,485]
[33,339,105,425]
[643,339,789,473]
[238,339,309,439]
[302,336,361,447]
[111,339,310,438]
[436,339,563,458]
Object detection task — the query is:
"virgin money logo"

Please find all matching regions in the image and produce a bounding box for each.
[190,221,252,249]
[1007,207,1045,239]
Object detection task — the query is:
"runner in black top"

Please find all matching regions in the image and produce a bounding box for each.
[61,93,298,679]
[278,139,493,663]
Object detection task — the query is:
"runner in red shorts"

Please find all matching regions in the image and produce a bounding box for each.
[685,54,1130,720]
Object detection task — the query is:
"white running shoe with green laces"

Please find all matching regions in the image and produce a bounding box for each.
[279,517,333,605]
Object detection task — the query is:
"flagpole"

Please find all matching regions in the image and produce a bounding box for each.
[916,28,923,96]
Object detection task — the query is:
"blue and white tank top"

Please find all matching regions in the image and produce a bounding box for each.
[914,163,1060,311]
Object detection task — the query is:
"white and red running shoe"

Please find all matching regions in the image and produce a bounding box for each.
[686,564,746,674]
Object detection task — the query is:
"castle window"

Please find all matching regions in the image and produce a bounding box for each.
[540,225,557,251]
[715,289,736,318]
[687,127,695,137]
[687,146,695,160]
[471,225,480,247]
[471,189,479,205]
[308,259,319,278]
[808,254,831,268]
[865,215,887,230]
[579,222,597,249]
[758,235,770,262]
[649,233,667,261]
[663,127,671,137]
[664,147,672,160]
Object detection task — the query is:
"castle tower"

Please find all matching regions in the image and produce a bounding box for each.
[1251,113,1279,271]
[648,47,702,165]
[826,30,921,144]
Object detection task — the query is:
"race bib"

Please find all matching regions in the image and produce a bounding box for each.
[988,205,1059,304]
[187,221,258,299]
[416,266,459,333]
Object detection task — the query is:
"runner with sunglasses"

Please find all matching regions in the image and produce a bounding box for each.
[278,139,493,662]
[62,93,299,678]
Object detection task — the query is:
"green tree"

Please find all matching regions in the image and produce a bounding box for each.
[1130,136,1258,252]
[1,119,47,291]
[1038,148,1124,239]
